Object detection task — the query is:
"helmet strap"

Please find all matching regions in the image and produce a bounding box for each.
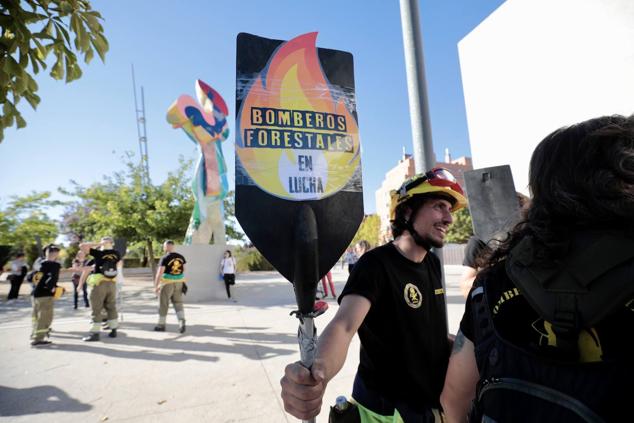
[405,219,432,252]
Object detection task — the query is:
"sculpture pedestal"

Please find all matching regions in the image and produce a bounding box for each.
[174,244,230,302]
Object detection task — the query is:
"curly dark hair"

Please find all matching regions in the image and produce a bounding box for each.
[480,115,634,270]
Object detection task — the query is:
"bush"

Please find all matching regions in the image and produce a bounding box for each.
[236,247,275,272]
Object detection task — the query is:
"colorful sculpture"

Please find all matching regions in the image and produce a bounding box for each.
[167,80,229,244]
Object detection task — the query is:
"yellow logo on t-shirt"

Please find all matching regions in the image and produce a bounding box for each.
[169,258,183,275]
[404,283,422,309]
[32,272,43,284]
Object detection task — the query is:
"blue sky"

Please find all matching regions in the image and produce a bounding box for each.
[0,0,505,215]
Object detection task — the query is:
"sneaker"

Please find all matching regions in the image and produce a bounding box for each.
[82,333,100,342]
[154,325,166,332]
[31,340,53,347]
[179,321,186,334]
[108,329,117,338]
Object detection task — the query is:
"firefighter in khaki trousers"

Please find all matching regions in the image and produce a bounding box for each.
[78,237,122,342]
[154,240,187,333]
[30,245,64,346]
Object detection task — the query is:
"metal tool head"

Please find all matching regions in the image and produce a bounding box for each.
[464,165,521,242]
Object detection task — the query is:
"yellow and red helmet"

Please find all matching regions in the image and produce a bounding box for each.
[389,167,468,220]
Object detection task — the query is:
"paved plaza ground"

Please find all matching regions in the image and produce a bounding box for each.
[0,265,468,423]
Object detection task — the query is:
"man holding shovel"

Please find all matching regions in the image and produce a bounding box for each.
[281,168,467,422]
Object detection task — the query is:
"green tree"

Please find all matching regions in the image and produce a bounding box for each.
[235,246,274,272]
[59,155,194,273]
[351,214,380,247]
[223,191,244,242]
[445,207,474,244]
[0,191,59,263]
[1,0,108,141]
[59,155,243,271]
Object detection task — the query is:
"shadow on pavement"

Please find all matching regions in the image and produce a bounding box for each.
[0,385,92,416]
[46,339,221,363]
[124,321,299,351]
[48,323,296,362]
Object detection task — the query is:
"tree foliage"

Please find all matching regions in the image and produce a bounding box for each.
[59,155,194,271]
[351,214,380,247]
[1,0,109,141]
[59,155,243,269]
[223,191,244,242]
[0,191,59,262]
[235,247,274,272]
[445,207,474,244]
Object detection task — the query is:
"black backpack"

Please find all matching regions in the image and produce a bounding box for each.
[102,260,118,278]
[469,233,634,423]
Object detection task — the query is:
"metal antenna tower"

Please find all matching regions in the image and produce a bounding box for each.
[132,64,151,186]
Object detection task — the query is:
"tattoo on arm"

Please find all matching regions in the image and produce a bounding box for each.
[451,330,466,355]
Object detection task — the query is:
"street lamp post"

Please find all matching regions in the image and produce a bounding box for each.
[400,0,449,329]
[399,0,435,173]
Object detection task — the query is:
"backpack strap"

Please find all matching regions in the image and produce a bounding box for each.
[507,234,634,355]
[469,278,498,372]
[477,377,605,423]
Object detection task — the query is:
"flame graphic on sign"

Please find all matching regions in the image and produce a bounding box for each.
[236,32,360,200]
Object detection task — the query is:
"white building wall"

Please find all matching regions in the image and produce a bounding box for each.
[459,0,634,193]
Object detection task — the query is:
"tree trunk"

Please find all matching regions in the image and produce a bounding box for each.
[147,238,157,276]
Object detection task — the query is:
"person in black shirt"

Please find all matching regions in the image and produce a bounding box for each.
[78,237,121,342]
[281,168,468,422]
[441,115,634,423]
[153,240,187,333]
[30,245,61,346]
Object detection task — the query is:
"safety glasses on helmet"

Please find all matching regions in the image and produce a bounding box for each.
[389,167,468,220]
[400,168,465,197]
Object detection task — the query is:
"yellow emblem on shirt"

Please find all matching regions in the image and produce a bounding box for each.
[169,258,183,275]
[404,283,422,309]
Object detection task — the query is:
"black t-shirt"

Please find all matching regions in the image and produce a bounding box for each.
[159,252,186,275]
[89,248,121,277]
[32,260,61,298]
[339,242,449,410]
[462,236,486,268]
[460,262,634,362]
